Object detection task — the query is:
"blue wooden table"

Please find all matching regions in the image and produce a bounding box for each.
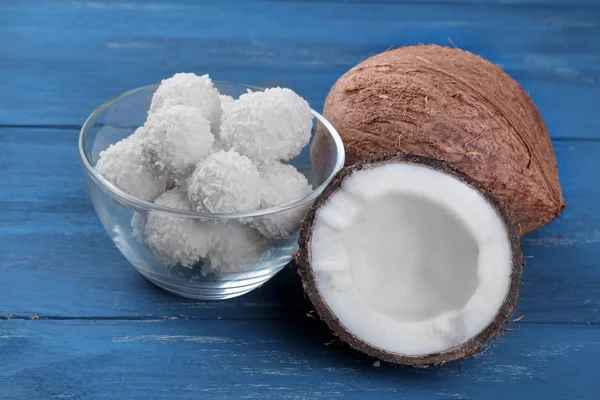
[1,1,599,398]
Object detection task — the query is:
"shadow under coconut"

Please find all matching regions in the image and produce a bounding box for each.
[248,263,488,379]
[137,261,491,379]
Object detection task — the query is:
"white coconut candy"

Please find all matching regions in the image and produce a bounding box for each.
[149,73,222,132]
[187,150,262,213]
[95,127,167,202]
[219,87,313,163]
[213,94,236,136]
[143,105,215,180]
[145,188,216,268]
[249,162,312,239]
[218,94,235,112]
[204,222,267,275]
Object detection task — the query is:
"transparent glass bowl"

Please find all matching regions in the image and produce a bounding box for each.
[79,82,345,300]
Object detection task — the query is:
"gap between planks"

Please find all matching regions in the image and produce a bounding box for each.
[3,124,600,143]
[1,314,600,326]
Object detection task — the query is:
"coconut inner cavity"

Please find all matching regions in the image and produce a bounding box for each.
[343,193,479,323]
[310,163,512,356]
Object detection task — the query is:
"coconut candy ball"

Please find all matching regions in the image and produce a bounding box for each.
[218,94,235,113]
[220,87,313,163]
[146,188,216,268]
[95,127,167,202]
[149,73,222,132]
[204,222,266,275]
[214,94,235,135]
[249,162,313,238]
[143,105,215,180]
[187,150,262,213]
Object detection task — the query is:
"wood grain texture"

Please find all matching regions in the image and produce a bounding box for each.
[1,319,599,400]
[0,128,598,323]
[1,0,599,398]
[0,0,599,137]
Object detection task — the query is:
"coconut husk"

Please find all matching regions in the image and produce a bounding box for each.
[318,44,565,235]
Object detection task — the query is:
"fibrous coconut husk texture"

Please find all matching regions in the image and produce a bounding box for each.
[320,44,565,235]
[297,154,523,367]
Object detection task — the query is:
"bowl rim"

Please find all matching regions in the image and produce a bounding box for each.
[78,82,345,220]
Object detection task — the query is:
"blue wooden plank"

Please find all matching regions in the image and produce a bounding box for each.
[0,318,598,399]
[1,0,599,396]
[0,0,598,139]
[0,127,598,324]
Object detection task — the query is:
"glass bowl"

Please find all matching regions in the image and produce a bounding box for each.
[79,82,345,300]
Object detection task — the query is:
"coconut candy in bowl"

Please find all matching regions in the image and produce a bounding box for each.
[79,76,345,300]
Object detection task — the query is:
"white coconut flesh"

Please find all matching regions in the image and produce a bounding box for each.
[310,163,513,356]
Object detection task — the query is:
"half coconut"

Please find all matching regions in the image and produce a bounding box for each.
[297,154,522,366]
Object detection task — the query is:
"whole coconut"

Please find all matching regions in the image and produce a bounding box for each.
[319,44,565,235]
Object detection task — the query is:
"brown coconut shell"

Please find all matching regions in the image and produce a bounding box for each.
[318,44,565,236]
[297,154,523,367]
